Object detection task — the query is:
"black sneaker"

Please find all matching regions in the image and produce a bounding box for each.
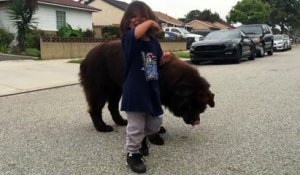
[139,137,149,156]
[126,153,146,174]
[148,133,164,145]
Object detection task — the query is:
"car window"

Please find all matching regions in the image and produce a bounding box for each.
[241,32,246,38]
[239,26,262,34]
[205,30,241,40]
[177,28,190,34]
[274,35,283,40]
[263,25,271,34]
[164,28,169,32]
[267,26,273,34]
[171,29,180,34]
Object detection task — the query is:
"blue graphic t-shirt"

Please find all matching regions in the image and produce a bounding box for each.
[121,29,163,116]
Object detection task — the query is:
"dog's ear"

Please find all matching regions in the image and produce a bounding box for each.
[208,91,215,108]
[174,83,194,99]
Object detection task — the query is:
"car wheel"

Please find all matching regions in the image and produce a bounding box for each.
[233,47,242,64]
[283,44,286,51]
[248,45,256,60]
[257,46,265,57]
[267,47,273,55]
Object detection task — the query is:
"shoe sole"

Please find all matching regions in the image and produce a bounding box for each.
[126,163,146,174]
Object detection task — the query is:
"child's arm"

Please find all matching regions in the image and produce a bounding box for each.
[134,20,161,39]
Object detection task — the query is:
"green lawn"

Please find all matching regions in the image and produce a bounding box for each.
[173,51,190,59]
[68,59,83,63]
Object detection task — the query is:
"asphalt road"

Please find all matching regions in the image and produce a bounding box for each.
[1,48,300,175]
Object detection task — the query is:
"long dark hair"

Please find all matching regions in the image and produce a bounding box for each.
[120,1,157,34]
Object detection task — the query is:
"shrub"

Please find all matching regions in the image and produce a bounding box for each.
[155,31,165,39]
[0,28,14,52]
[102,26,121,38]
[0,43,9,53]
[57,24,94,38]
[25,48,40,57]
[57,24,84,38]
[25,27,44,50]
[83,29,94,37]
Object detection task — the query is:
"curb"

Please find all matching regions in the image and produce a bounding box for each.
[0,53,39,61]
[0,83,79,98]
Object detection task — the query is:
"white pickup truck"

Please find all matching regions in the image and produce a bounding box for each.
[163,27,203,49]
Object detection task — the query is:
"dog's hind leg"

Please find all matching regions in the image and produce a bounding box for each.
[108,87,127,126]
[88,92,114,132]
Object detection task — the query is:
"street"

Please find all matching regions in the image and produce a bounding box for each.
[1,48,300,175]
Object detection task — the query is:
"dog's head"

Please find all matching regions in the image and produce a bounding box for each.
[174,89,215,126]
[160,52,215,126]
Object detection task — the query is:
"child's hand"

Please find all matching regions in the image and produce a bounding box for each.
[151,21,161,34]
[131,17,146,27]
[161,51,171,65]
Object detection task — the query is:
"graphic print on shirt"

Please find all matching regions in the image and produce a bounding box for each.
[141,52,158,81]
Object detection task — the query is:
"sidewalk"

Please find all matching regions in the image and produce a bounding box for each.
[0,58,80,97]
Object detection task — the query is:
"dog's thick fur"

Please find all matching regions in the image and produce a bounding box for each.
[79,40,215,133]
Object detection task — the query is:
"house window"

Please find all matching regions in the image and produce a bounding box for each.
[56,11,66,29]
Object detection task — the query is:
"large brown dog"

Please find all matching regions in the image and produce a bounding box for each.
[79,40,215,133]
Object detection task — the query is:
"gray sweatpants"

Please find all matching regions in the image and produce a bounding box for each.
[126,112,162,154]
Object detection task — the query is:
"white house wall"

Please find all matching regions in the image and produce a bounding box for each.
[36,4,93,31]
[0,5,17,33]
[0,3,93,34]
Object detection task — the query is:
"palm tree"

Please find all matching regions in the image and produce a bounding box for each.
[7,0,38,52]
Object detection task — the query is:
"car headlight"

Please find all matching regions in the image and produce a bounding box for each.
[190,45,196,51]
[252,37,261,44]
[194,36,203,42]
[225,43,237,48]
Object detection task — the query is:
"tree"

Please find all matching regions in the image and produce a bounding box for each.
[263,0,300,34]
[226,0,271,24]
[179,9,224,23]
[8,0,38,52]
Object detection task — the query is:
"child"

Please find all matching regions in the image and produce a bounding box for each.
[120,1,170,174]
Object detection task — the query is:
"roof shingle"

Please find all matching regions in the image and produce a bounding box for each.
[154,11,184,26]
[102,0,128,10]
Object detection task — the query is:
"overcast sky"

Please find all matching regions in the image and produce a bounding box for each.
[122,0,241,20]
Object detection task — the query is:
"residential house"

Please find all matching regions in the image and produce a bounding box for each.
[0,0,99,34]
[85,0,127,26]
[154,11,189,28]
[187,20,233,32]
[85,0,187,28]
[213,21,233,30]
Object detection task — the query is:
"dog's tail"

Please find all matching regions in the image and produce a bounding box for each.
[79,58,87,86]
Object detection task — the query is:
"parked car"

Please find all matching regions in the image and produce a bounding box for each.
[164,31,178,40]
[191,29,212,37]
[190,29,256,64]
[186,30,213,49]
[273,34,289,51]
[237,24,273,57]
[163,27,203,49]
[284,34,292,50]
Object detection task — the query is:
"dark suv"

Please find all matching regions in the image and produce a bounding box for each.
[237,24,273,57]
